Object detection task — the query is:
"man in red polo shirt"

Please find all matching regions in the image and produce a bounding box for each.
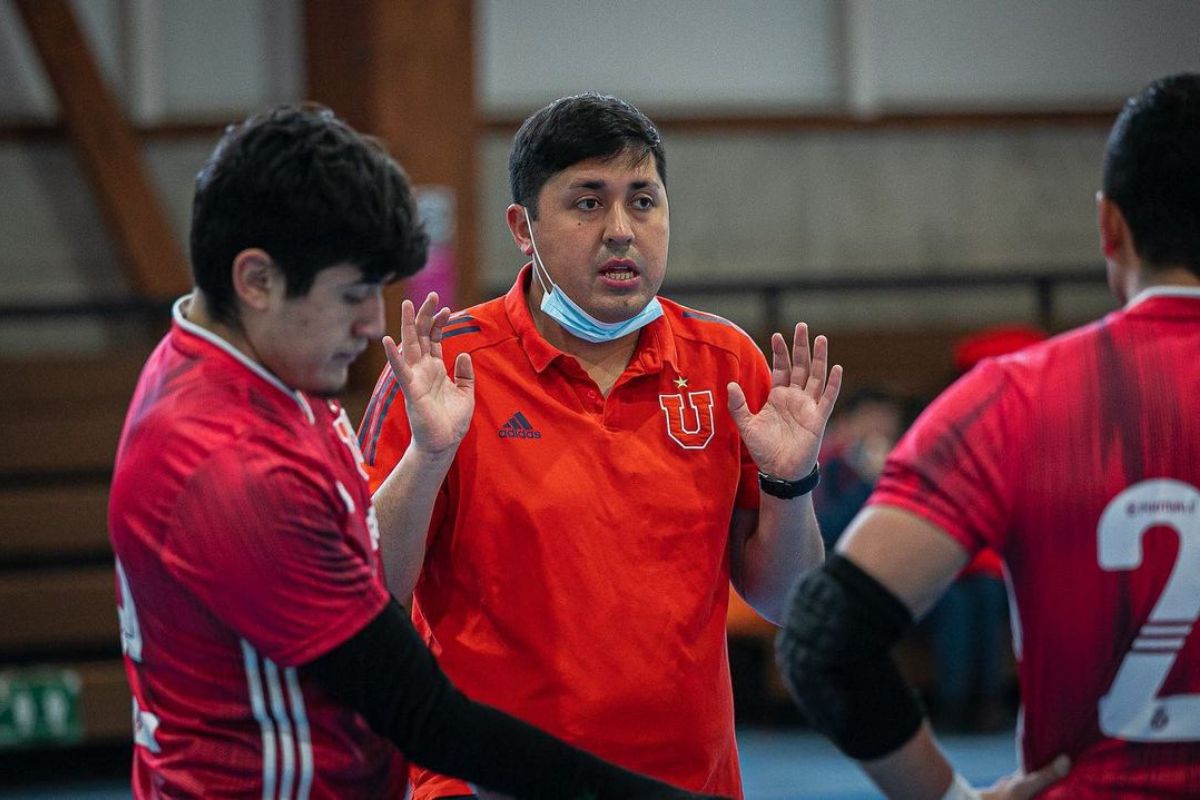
[777,73,1200,799]
[360,93,842,798]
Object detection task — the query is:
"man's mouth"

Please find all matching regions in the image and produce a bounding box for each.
[599,259,640,282]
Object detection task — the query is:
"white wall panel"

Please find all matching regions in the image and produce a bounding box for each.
[863,0,1200,109]
[160,0,301,117]
[479,0,842,114]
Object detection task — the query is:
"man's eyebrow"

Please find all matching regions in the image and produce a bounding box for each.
[567,179,607,190]
[566,179,661,191]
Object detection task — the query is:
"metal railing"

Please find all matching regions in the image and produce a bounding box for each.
[490,265,1106,334]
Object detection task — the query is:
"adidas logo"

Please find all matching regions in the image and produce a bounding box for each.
[498,411,542,439]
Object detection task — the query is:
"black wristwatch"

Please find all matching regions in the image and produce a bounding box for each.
[758,462,820,499]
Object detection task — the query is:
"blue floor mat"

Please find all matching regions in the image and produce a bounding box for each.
[0,726,1018,800]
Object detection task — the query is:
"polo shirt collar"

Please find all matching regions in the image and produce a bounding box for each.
[503,263,679,375]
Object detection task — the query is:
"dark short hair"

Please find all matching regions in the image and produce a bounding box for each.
[190,104,428,325]
[508,93,666,218]
[1103,73,1200,277]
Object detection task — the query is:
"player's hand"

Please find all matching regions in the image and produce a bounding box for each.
[383,291,475,458]
[727,323,842,482]
[980,754,1070,800]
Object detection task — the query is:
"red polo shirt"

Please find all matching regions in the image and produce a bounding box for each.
[360,266,769,798]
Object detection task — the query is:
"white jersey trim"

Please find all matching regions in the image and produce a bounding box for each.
[241,640,313,799]
[264,659,297,800]
[241,640,278,800]
[1125,284,1200,310]
[285,667,315,800]
[173,295,315,424]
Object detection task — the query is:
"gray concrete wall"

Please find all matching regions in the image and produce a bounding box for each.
[3,0,1198,351]
[480,125,1116,331]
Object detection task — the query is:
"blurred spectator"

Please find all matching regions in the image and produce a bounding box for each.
[813,388,904,550]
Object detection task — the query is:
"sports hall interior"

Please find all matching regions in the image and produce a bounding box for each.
[1,2,1197,797]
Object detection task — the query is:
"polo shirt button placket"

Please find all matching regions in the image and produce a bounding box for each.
[586,388,602,409]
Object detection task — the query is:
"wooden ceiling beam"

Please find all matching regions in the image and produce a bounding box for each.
[14,0,190,300]
[305,0,478,390]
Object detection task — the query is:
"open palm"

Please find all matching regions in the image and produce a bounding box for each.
[383,292,475,457]
[728,323,841,480]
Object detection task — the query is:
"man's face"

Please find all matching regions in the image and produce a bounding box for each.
[525,149,669,324]
[255,263,386,395]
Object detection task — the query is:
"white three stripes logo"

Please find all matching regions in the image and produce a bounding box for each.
[241,640,314,800]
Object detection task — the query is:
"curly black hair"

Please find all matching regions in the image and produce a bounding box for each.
[190,104,429,324]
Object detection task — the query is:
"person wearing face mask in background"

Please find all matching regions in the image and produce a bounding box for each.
[358,93,842,799]
[811,388,904,552]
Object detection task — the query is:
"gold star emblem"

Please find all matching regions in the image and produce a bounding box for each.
[673,376,688,389]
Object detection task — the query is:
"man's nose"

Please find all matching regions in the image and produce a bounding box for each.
[356,292,387,339]
[604,205,634,248]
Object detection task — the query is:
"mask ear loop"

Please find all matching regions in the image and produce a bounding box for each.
[523,206,554,296]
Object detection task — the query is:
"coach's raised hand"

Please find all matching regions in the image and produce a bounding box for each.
[373,291,476,600]
[727,322,842,480]
[383,291,475,458]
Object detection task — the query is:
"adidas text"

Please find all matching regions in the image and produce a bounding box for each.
[498,428,542,439]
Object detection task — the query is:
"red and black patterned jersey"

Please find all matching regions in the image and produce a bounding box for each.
[871,287,1200,798]
[108,298,402,799]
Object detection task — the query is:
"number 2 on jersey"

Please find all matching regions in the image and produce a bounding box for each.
[1098,479,1200,741]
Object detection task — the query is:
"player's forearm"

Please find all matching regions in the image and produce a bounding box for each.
[859,723,955,800]
[733,497,824,623]
[372,444,455,597]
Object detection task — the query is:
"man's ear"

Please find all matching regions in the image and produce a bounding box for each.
[505,203,535,256]
[1096,192,1131,261]
[230,249,279,312]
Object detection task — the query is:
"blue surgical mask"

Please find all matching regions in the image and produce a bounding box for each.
[523,207,663,344]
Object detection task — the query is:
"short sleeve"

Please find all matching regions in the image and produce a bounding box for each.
[734,339,773,510]
[358,368,411,494]
[357,366,450,537]
[869,360,1019,555]
[163,441,389,666]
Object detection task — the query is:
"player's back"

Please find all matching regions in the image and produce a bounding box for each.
[1000,289,1200,796]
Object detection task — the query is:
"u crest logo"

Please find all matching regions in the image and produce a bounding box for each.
[659,390,715,450]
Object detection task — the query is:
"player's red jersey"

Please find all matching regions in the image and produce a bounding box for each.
[359,266,769,799]
[871,287,1200,798]
[108,299,403,799]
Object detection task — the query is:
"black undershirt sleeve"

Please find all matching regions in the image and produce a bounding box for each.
[304,597,722,800]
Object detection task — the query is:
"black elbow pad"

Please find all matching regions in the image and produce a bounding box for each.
[774,553,924,761]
